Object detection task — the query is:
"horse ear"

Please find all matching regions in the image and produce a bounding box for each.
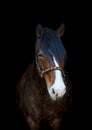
[36,24,43,38]
[56,23,65,37]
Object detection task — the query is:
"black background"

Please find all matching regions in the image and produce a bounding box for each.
[3,3,90,130]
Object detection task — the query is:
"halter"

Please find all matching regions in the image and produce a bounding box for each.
[36,59,65,78]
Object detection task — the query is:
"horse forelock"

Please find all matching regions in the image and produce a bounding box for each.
[35,28,67,64]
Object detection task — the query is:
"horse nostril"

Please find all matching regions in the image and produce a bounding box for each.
[52,88,55,94]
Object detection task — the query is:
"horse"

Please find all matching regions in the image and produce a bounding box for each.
[16,23,72,130]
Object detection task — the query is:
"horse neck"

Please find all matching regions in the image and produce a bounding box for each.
[32,61,47,93]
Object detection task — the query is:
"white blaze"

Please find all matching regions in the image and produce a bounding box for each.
[47,56,66,101]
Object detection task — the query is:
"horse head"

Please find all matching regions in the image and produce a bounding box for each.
[35,24,67,101]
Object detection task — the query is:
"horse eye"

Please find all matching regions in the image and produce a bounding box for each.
[38,54,43,58]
